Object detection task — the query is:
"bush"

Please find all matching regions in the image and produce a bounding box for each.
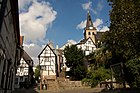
[82,67,111,88]
[125,58,140,88]
[82,78,92,86]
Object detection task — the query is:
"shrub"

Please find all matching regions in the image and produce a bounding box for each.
[82,67,111,88]
[125,58,140,88]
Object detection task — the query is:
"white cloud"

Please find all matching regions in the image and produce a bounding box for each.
[76,18,108,32]
[92,9,98,15]
[18,0,33,12]
[76,20,87,29]
[67,40,77,44]
[82,1,92,10]
[60,40,77,50]
[76,18,103,30]
[93,18,103,28]
[19,1,57,65]
[23,43,42,58]
[23,43,43,65]
[100,26,109,32]
[32,57,39,66]
[19,1,57,43]
[82,1,104,15]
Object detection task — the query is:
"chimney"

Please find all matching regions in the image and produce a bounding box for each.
[56,45,59,49]
[48,41,54,49]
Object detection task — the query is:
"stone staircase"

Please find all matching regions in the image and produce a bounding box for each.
[47,79,59,91]
[57,71,85,90]
[56,70,66,90]
[44,71,91,91]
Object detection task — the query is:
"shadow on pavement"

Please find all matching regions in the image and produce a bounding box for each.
[96,88,140,93]
[12,86,39,93]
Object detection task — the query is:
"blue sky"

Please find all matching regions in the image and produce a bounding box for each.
[46,0,111,47]
[18,0,111,64]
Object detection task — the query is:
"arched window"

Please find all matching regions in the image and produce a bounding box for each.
[92,32,94,35]
[88,32,90,35]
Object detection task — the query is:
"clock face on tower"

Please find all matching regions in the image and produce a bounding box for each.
[89,26,93,29]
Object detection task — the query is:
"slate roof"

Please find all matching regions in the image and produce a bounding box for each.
[85,11,96,30]
[22,50,33,66]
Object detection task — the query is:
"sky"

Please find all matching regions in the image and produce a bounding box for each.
[18,0,111,65]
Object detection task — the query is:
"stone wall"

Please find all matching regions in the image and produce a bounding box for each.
[58,80,90,90]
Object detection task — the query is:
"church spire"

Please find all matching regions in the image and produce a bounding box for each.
[85,11,96,30]
[84,11,97,44]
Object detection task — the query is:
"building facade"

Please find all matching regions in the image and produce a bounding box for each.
[0,0,21,93]
[77,37,96,56]
[76,11,97,56]
[60,11,98,72]
[84,11,97,44]
[15,51,34,88]
[38,43,63,87]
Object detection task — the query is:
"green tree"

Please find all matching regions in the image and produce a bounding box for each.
[34,65,40,82]
[83,49,112,88]
[125,58,140,87]
[64,45,86,80]
[102,0,140,87]
[105,0,140,61]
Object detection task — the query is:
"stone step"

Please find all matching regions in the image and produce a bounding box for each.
[46,80,60,91]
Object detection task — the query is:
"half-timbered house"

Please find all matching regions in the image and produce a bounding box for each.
[15,50,34,88]
[38,44,63,86]
[76,37,96,56]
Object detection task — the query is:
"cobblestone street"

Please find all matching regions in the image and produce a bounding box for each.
[12,87,140,93]
[12,87,103,93]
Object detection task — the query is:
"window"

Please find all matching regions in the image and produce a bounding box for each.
[92,32,95,35]
[20,68,24,72]
[1,59,6,88]
[88,41,91,44]
[20,76,23,81]
[44,57,50,62]
[24,72,28,75]
[88,32,90,35]
[24,68,28,70]
[25,78,28,82]
[41,66,46,70]
[15,78,18,84]
[47,57,50,61]
[44,49,50,54]
[92,47,94,51]
[0,0,3,9]
[86,46,89,50]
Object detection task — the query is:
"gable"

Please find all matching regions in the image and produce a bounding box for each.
[85,37,96,47]
[20,58,29,67]
[39,44,56,57]
[86,38,93,44]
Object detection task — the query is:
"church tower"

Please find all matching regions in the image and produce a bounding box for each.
[84,11,97,44]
